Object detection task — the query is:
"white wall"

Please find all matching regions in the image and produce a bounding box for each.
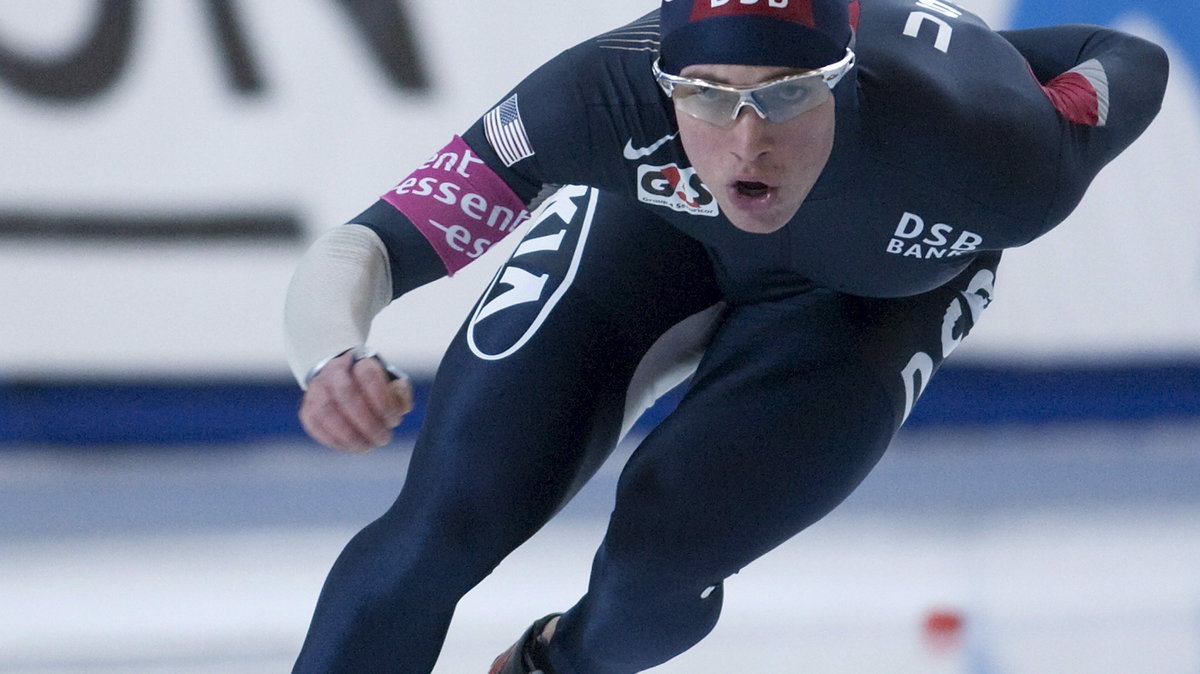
[1,0,1196,378]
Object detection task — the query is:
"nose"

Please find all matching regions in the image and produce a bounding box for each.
[728,107,774,162]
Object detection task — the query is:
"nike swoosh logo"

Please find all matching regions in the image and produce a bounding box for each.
[623,133,678,160]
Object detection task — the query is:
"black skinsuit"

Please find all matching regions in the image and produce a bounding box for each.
[294,2,1168,671]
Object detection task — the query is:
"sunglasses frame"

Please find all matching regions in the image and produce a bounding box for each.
[652,48,856,126]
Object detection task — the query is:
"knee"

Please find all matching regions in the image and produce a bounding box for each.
[594,540,728,608]
[601,468,734,587]
[365,492,539,588]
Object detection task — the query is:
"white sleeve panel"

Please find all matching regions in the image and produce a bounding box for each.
[284,224,394,388]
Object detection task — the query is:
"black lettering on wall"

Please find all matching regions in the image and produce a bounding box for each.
[334,0,429,90]
[0,0,429,102]
[204,0,264,94]
[0,210,302,241]
[0,1,428,241]
[0,0,135,102]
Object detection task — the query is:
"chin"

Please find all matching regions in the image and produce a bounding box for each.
[724,203,799,234]
[729,217,787,234]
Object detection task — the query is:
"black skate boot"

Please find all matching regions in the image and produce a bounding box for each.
[487,613,560,674]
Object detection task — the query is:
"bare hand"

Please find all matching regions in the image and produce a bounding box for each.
[299,351,414,452]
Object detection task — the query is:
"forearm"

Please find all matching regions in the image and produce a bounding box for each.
[1000,24,1163,79]
[283,36,601,386]
[285,140,533,387]
[284,224,394,388]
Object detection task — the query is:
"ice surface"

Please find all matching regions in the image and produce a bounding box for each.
[2,422,1198,673]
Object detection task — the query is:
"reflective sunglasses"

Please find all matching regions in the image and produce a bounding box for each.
[652,49,856,127]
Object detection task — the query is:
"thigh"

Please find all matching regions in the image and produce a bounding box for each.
[396,186,722,538]
[603,253,1000,578]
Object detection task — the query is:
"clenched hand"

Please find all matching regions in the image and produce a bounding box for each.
[300,351,414,452]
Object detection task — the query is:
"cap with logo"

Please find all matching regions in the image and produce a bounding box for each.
[658,0,855,75]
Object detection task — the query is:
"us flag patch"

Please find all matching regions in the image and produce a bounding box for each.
[484,94,535,166]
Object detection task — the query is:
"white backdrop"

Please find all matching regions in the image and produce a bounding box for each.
[0,0,1196,378]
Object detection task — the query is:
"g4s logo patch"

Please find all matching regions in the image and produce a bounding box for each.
[637,163,719,217]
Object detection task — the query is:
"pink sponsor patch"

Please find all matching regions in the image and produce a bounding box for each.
[382,136,530,275]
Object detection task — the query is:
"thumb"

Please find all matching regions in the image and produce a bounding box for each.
[390,376,415,416]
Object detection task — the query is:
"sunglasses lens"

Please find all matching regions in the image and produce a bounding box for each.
[653,50,853,125]
[672,84,740,126]
[668,75,833,126]
[757,79,831,123]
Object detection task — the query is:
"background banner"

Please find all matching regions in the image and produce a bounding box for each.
[1,0,1196,440]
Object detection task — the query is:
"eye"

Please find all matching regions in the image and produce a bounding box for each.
[681,85,722,102]
[773,81,811,103]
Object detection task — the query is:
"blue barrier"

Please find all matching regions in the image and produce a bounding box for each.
[2,361,1199,445]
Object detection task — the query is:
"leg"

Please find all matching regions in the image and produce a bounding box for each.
[546,253,1000,673]
[292,187,720,673]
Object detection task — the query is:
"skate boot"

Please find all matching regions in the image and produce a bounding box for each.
[488,613,560,674]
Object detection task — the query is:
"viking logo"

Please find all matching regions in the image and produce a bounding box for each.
[467,185,598,360]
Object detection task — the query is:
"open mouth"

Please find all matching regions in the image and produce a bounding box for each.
[734,180,770,198]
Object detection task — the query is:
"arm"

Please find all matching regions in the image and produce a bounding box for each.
[1000,24,1169,162]
[284,36,621,451]
[995,24,1169,236]
[283,223,415,452]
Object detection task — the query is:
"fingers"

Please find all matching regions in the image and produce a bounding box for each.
[299,352,413,453]
[359,359,414,427]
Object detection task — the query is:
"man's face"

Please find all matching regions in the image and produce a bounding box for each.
[675,64,836,234]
